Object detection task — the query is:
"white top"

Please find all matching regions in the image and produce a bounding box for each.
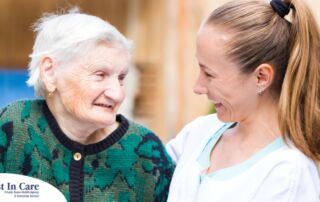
[166,114,320,202]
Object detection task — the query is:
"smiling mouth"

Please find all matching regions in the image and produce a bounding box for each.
[214,103,223,108]
[94,103,114,110]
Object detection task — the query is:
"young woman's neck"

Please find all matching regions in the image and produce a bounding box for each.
[231,94,281,145]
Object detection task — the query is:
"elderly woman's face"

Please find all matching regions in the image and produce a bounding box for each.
[194,25,258,122]
[55,43,129,127]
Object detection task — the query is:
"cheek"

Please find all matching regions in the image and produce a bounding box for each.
[217,78,248,102]
[119,88,126,103]
[207,81,228,98]
[59,79,92,114]
[226,86,255,115]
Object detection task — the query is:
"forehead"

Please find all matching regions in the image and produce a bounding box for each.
[196,25,233,57]
[196,25,242,74]
[87,42,129,63]
[66,42,130,73]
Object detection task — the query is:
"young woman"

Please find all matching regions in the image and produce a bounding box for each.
[167,0,320,201]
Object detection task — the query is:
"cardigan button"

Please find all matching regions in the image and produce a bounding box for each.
[73,152,82,161]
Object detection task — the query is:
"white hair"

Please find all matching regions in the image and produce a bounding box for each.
[27,8,133,97]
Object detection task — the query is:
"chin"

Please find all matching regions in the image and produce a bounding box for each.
[216,113,231,123]
[104,117,117,125]
[93,115,117,127]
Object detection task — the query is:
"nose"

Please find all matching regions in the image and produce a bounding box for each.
[104,78,125,102]
[193,74,208,95]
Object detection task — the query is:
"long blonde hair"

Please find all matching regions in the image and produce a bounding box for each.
[206,0,320,161]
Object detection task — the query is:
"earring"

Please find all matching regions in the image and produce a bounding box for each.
[257,86,264,96]
[47,90,55,98]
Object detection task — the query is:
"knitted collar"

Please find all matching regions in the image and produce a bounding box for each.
[42,101,129,155]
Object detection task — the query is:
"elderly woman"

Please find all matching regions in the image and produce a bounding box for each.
[166,0,320,201]
[0,11,174,202]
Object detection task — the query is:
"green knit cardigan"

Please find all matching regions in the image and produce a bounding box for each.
[0,99,175,202]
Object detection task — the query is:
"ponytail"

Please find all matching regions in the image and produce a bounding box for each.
[206,0,320,161]
[279,0,320,161]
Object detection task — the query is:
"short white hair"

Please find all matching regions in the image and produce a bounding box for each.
[27,8,133,97]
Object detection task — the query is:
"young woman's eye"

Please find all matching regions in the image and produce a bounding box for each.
[204,72,214,78]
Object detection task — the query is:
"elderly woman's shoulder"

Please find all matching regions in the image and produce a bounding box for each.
[126,118,155,135]
[0,99,45,120]
[125,118,164,144]
[121,118,175,166]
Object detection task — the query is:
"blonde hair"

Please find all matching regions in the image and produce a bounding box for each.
[206,0,320,161]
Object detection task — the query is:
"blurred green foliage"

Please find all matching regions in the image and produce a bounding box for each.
[209,105,216,114]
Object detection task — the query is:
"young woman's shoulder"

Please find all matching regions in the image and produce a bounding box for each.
[166,114,224,164]
[253,145,320,201]
[267,144,319,176]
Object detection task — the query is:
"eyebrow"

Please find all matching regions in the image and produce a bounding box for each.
[198,62,206,69]
[86,63,111,71]
[91,63,129,74]
[198,62,218,75]
[198,62,211,71]
[121,68,129,75]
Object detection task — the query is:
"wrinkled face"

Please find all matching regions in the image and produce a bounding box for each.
[194,25,258,122]
[55,42,130,128]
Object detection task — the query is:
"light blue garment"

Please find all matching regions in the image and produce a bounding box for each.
[197,123,284,181]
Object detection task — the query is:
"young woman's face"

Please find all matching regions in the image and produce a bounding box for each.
[55,42,130,128]
[194,25,258,122]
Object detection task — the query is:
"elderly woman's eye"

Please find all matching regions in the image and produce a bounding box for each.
[119,74,126,80]
[118,74,126,85]
[95,72,106,78]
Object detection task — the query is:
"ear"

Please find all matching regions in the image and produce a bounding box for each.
[254,63,274,94]
[39,56,57,93]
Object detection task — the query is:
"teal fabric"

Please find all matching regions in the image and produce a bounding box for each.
[0,99,175,202]
[197,123,284,181]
